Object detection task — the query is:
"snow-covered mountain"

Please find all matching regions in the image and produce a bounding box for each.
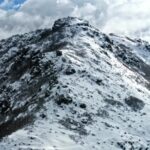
[0,17,150,150]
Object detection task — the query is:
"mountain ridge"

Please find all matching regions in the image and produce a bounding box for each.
[0,17,150,150]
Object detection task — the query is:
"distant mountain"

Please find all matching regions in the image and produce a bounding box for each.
[0,17,150,150]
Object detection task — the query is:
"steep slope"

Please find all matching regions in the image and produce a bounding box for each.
[0,17,150,150]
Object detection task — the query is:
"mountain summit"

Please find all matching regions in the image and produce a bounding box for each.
[0,17,150,150]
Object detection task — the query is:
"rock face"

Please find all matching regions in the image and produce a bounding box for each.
[0,17,150,150]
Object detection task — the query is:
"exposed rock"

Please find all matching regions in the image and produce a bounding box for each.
[0,100,10,114]
[65,67,76,75]
[79,103,86,109]
[56,50,62,56]
[105,99,123,107]
[125,96,145,111]
[96,79,103,85]
[59,118,88,135]
[97,108,109,118]
[56,95,73,105]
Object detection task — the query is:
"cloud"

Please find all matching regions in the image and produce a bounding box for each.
[102,0,150,41]
[0,0,150,42]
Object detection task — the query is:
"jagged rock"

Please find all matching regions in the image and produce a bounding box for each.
[52,17,89,31]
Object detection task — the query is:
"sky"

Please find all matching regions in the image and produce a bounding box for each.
[0,0,150,42]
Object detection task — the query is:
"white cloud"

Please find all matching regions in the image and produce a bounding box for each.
[0,0,150,42]
[103,0,150,41]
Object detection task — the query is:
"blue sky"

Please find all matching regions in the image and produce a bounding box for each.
[0,0,26,10]
[0,0,26,5]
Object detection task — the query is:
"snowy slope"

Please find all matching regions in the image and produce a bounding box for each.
[0,17,150,150]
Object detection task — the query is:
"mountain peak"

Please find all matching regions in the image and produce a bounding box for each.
[52,16,89,30]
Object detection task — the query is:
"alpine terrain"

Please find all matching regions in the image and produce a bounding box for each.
[0,17,150,150]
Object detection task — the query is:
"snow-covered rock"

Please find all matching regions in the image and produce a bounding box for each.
[0,17,150,150]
